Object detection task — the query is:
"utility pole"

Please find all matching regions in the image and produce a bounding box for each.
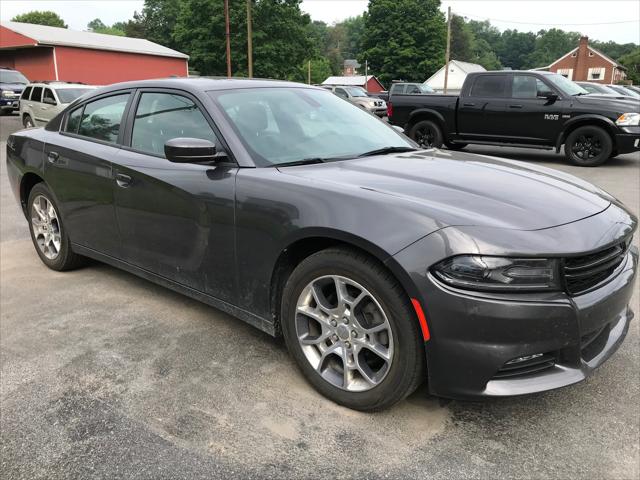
[443,6,451,94]
[308,60,311,84]
[247,0,253,78]
[365,59,368,92]
[224,0,232,78]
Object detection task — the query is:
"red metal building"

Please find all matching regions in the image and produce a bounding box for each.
[0,21,188,85]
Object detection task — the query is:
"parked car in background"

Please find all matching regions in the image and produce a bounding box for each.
[575,81,622,96]
[626,85,640,95]
[322,85,387,116]
[0,67,28,115]
[6,78,638,410]
[606,84,640,99]
[388,71,640,166]
[373,83,435,103]
[20,82,96,127]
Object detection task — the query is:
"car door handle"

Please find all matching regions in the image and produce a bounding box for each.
[509,104,523,109]
[47,151,60,164]
[463,102,475,107]
[115,173,133,188]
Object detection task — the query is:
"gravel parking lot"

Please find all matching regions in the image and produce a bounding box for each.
[1,112,639,480]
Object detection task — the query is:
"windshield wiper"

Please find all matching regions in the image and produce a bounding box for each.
[357,146,418,158]
[275,158,328,167]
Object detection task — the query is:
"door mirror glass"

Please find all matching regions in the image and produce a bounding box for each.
[164,137,218,163]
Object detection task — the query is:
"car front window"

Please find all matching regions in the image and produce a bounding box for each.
[210,88,412,166]
[546,74,588,96]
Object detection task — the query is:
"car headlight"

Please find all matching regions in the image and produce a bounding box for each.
[616,113,640,126]
[1,90,13,98]
[432,256,561,292]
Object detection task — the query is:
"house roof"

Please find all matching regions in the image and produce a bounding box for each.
[322,75,379,86]
[424,60,486,84]
[548,45,623,70]
[0,21,188,59]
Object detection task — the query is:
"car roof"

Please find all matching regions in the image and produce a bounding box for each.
[28,82,94,88]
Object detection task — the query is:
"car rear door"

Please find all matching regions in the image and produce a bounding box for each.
[27,86,43,125]
[113,89,238,301]
[457,74,509,140]
[44,91,133,258]
[502,74,566,145]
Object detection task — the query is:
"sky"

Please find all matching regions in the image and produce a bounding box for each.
[1,0,639,44]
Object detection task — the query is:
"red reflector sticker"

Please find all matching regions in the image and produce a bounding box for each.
[411,298,431,342]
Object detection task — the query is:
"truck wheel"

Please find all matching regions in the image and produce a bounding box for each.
[564,126,612,167]
[23,114,35,128]
[280,247,426,411]
[410,120,443,149]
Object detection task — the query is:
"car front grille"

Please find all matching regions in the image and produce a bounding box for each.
[563,238,631,295]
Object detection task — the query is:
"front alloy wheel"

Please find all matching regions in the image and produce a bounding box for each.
[295,275,394,392]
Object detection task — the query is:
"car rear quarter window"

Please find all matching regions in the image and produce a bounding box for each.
[471,75,508,98]
[30,86,43,102]
[77,94,130,143]
[21,86,32,100]
[131,92,218,157]
[65,106,83,134]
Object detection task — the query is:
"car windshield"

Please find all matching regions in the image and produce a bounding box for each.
[211,87,413,166]
[610,85,640,98]
[346,87,368,97]
[546,74,588,96]
[0,70,28,84]
[56,88,94,103]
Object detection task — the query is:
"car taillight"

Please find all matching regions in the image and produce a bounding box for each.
[387,101,393,118]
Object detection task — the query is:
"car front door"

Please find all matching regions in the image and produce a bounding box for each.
[502,74,566,145]
[44,91,133,258]
[113,89,238,301]
[457,74,509,140]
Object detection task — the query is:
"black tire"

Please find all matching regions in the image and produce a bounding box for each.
[564,125,612,167]
[446,142,467,151]
[23,114,34,128]
[409,120,443,149]
[27,183,86,271]
[281,247,426,411]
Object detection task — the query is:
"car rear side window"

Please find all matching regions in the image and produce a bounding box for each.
[30,86,43,102]
[65,106,83,134]
[77,94,130,143]
[471,75,508,98]
[131,92,217,157]
[21,86,32,100]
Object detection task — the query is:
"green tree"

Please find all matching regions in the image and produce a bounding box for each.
[342,16,365,59]
[526,29,581,68]
[11,10,67,28]
[293,57,333,84]
[497,30,536,70]
[361,0,446,85]
[591,41,638,62]
[619,49,640,84]
[135,0,183,50]
[87,18,126,36]
[449,15,475,63]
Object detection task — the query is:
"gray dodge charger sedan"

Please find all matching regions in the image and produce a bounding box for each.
[6,78,638,411]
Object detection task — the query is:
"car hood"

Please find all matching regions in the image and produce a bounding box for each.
[574,95,640,112]
[0,83,25,92]
[277,149,612,231]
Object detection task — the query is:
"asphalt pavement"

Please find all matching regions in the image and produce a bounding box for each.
[1,112,639,479]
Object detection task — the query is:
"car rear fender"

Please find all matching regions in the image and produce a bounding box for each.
[406,108,449,140]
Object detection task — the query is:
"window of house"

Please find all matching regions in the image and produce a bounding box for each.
[588,67,605,80]
[77,93,130,143]
[588,51,594,57]
[471,75,508,97]
[571,52,577,57]
[556,68,573,80]
[131,92,217,156]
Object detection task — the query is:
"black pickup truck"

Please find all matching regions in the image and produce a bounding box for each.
[388,70,640,166]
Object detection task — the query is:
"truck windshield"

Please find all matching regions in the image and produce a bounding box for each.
[546,74,589,96]
[0,70,28,84]
[210,87,413,166]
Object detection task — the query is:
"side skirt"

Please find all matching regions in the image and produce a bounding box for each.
[72,243,276,337]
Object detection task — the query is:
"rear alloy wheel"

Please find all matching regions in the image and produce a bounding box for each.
[409,120,443,149]
[281,248,425,411]
[565,126,612,167]
[23,115,34,128]
[27,183,85,271]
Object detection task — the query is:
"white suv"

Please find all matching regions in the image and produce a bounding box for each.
[20,82,95,128]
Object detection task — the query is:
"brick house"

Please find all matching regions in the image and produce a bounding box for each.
[548,36,626,84]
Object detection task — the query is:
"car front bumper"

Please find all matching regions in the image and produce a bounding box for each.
[1,98,19,111]
[615,127,640,155]
[392,206,638,399]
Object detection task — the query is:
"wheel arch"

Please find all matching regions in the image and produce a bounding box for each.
[406,109,448,141]
[556,115,617,153]
[269,229,420,337]
[19,171,45,218]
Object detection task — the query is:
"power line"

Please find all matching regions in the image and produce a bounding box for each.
[455,12,639,26]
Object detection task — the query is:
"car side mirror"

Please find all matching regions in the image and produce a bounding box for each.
[541,92,558,103]
[43,97,57,105]
[164,138,219,163]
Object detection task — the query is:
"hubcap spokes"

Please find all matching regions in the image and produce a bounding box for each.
[31,195,61,260]
[572,134,602,160]
[295,275,394,392]
[416,128,434,148]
